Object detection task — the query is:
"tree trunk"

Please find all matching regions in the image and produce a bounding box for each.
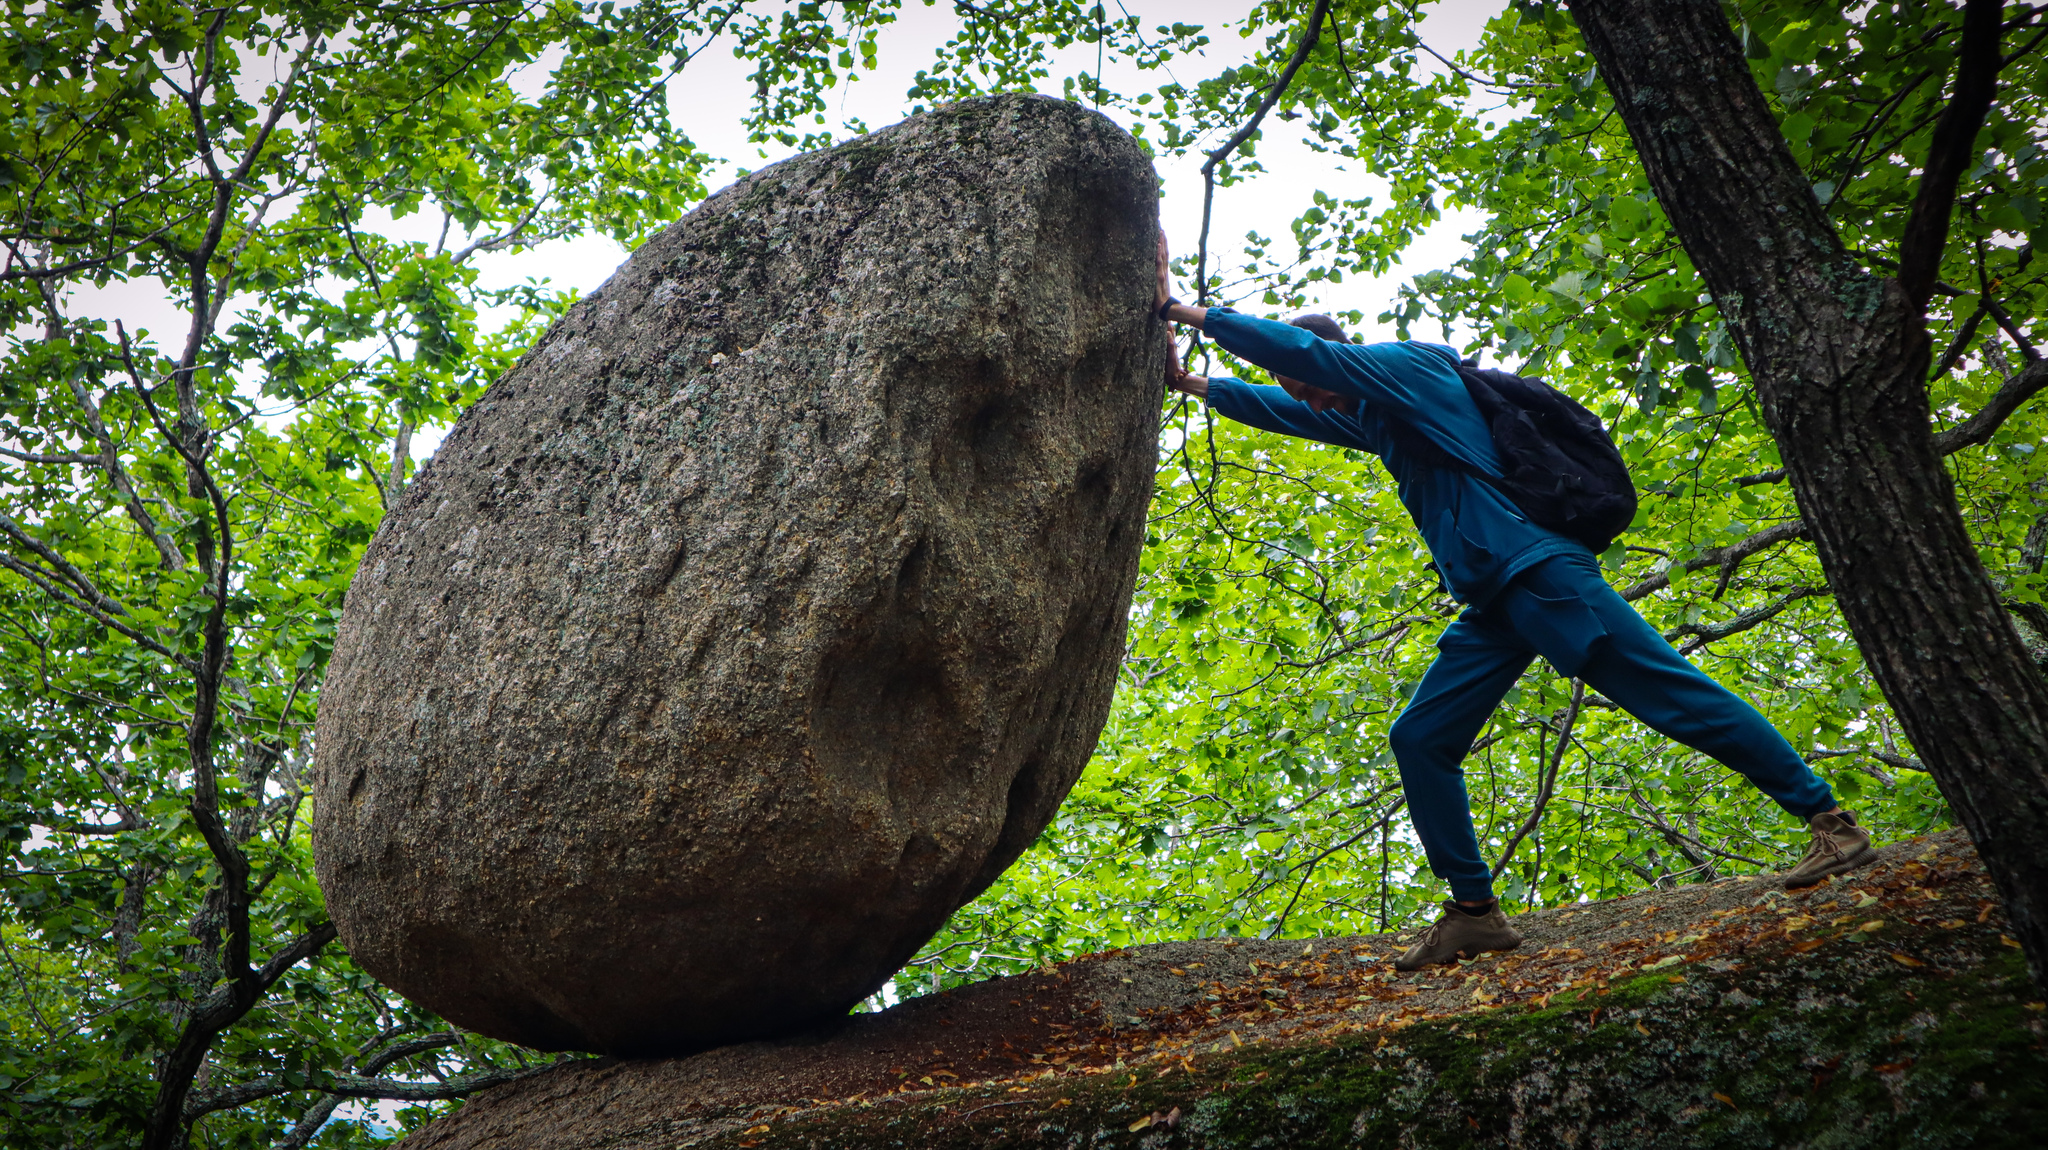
[1563,0,2048,992]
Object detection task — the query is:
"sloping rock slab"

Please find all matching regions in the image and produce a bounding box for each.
[397,830,2048,1148]
[313,93,1165,1056]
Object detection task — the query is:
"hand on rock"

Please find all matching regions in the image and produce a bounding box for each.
[1168,362,1208,400]
[1154,228,1173,313]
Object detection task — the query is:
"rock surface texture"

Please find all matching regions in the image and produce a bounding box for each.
[391,831,2048,1150]
[312,93,1165,1057]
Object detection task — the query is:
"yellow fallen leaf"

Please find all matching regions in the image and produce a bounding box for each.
[1128,1115,1154,1132]
[1634,1021,1651,1037]
[1854,893,1880,908]
[1713,1092,1737,1110]
[919,1076,933,1085]
[931,1069,957,1078]
[1890,953,1925,968]
[744,1126,771,1135]
[1859,920,1885,933]
[2002,935,2022,948]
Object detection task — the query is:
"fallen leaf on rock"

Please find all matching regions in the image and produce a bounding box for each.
[1713,1092,1737,1110]
[1891,953,1925,968]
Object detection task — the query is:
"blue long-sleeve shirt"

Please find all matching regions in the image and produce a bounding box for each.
[1201,307,1587,605]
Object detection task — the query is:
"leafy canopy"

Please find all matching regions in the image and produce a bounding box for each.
[1,0,2037,1144]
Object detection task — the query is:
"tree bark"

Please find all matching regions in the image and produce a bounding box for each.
[1564,0,2048,991]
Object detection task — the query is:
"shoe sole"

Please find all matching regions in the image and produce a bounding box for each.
[1393,937,1521,972]
[1784,843,1879,889]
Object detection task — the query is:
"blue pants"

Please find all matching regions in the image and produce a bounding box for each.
[1389,550,1837,902]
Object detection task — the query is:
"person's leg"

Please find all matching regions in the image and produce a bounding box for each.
[1495,551,1875,885]
[1387,610,1536,904]
[1505,552,1835,817]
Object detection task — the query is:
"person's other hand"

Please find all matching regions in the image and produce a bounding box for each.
[1168,362,1208,399]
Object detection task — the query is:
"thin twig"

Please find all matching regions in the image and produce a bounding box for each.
[1194,0,1332,306]
[1492,681,1583,879]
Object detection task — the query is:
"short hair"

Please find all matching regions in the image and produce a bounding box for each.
[1289,313,1350,343]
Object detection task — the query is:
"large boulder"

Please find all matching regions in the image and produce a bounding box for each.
[311,94,1164,1057]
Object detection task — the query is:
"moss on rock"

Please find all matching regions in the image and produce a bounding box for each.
[703,936,2045,1149]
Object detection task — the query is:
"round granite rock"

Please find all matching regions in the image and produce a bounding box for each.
[311,94,1164,1056]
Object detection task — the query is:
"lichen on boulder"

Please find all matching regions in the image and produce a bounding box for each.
[311,93,1166,1057]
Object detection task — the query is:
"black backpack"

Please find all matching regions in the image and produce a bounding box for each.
[1389,364,1638,554]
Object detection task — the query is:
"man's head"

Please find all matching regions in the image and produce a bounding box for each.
[1278,314,1357,413]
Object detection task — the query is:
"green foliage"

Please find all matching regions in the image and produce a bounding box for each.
[2,0,2040,1145]
[0,1,710,1145]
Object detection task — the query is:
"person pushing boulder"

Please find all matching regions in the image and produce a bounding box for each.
[1151,233,1876,971]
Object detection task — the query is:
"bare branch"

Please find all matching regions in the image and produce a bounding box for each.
[1194,0,1332,305]
[1414,40,1552,92]
[0,554,188,664]
[1932,299,1991,379]
[1665,585,1823,654]
[0,509,126,613]
[1981,292,2043,362]
[0,445,100,466]
[1897,0,2002,311]
[1492,681,1583,878]
[1932,358,2048,453]
[1618,520,1809,602]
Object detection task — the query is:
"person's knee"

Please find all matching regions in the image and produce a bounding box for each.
[1388,709,1444,773]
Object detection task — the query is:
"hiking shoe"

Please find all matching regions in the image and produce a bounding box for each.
[1394,900,1524,971]
[1783,809,1878,889]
